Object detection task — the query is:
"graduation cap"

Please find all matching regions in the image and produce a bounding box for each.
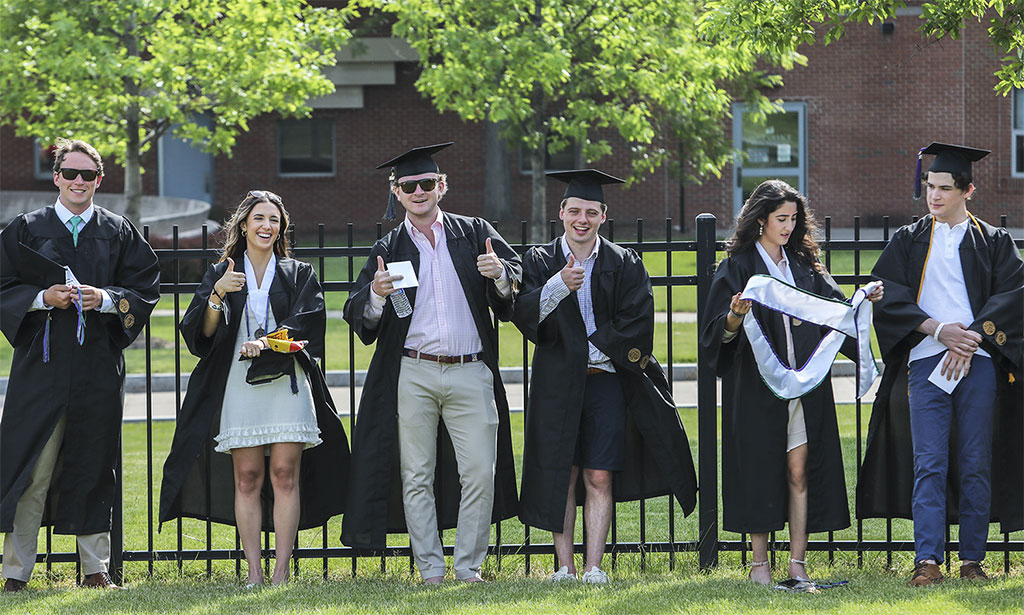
[914,142,990,199]
[546,169,625,204]
[376,142,454,220]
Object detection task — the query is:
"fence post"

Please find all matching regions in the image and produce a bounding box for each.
[695,213,719,570]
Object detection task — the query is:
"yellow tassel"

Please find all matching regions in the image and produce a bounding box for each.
[1010,373,1016,384]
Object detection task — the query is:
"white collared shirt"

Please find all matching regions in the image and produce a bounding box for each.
[910,217,989,363]
[30,200,113,312]
[539,234,614,372]
[242,251,277,337]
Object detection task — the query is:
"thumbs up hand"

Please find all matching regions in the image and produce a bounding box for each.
[561,254,585,291]
[371,255,404,297]
[476,237,504,280]
[214,257,246,297]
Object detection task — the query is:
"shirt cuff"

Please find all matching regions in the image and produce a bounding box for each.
[722,327,739,343]
[539,272,572,322]
[493,268,511,299]
[30,290,53,311]
[98,289,115,313]
[363,286,386,323]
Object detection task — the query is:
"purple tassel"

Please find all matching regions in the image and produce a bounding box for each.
[384,192,398,221]
[913,147,925,199]
[75,287,86,345]
[43,313,51,363]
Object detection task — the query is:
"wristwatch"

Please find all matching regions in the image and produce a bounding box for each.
[208,299,224,312]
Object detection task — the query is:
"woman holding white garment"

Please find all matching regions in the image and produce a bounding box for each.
[699,180,882,586]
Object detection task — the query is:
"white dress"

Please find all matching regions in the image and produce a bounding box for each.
[214,253,321,453]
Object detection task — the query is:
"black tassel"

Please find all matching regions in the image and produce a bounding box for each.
[914,147,924,200]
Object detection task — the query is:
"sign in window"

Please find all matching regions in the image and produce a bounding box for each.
[732,103,806,216]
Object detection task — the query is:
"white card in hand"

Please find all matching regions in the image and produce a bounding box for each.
[387,261,419,290]
[927,351,963,395]
[64,265,81,287]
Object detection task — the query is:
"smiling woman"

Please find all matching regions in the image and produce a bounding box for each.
[159,190,349,588]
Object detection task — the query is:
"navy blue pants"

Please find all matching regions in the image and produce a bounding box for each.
[908,353,996,564]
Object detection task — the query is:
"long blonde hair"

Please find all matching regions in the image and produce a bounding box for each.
[219,191,292,263]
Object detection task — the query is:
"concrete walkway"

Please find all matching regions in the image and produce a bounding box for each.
[0,362,881,422]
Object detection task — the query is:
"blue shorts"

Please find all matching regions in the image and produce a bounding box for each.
[572,371,627,471]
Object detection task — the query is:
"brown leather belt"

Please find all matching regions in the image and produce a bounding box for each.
[586,367,608,375]
[404,349,482,364]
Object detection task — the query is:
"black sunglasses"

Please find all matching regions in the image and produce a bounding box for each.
[58,168,100,181]
[247,190,282,204]
[397,179,438,194]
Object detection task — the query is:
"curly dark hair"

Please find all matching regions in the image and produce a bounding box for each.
[726,179,822,272]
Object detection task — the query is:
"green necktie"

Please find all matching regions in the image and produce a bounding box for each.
[69,215,82,246]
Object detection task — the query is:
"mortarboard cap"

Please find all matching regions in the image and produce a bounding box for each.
[914,142,990,199]
[376,142,453,220]
[546,169,625,203]
[376,142,454,178]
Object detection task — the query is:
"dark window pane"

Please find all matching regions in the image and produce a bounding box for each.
[519,141,577,173]
[1016,135,1023,174]
[278,119,335,175]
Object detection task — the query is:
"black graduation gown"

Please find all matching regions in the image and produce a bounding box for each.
[340,213,522,549]
[857,215,1023,532]
[1,205,159,534]
[699,247,854,534]
[512,238,697,532]
[158,257,349,531]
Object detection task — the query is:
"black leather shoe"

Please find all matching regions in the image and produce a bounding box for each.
[3,578,28,593]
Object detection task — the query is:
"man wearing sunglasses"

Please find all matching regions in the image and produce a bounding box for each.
[342,143,521,583]
[0,138,160,591]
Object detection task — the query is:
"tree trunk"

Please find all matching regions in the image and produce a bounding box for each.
[121,13,143,225]
[482,121,513,223]
[123,114,143,225]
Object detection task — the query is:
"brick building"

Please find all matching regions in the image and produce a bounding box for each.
[2,5,1021,238]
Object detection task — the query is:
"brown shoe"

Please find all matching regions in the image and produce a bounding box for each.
[3,578,28,593]
[82,571,123,589]
[908,561,944,586]
[959,561,989,581]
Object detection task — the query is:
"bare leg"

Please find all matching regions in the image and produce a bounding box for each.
[231,447,266,585]
[552,466,580,574]
[268,442,303,585]
[581,469,613,572]
[786,444,809,581]
[749,533,772,585]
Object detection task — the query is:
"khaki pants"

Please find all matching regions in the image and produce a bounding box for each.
[2,415,110,582]
[397,357,498,580]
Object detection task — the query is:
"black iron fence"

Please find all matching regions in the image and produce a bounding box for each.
[8,214,1023,581]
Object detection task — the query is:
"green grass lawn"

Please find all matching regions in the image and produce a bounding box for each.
[10,405,1021,603]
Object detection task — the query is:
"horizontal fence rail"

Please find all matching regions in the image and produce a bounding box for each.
[5,215,1022,583]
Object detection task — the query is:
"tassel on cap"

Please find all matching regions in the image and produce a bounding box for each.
[914,147,925,200]
[384,170,398,221]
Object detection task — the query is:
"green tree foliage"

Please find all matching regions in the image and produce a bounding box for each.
[366,0,782,240]
[698,0,1024,95]
[0,0,355,222]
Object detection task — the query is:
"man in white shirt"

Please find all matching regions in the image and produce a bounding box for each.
[1,138,160,591]
[863,143,1023,586]
[341,143,522,583]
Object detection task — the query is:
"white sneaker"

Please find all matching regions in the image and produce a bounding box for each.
[548,565,577,582]
[581,566,609,584]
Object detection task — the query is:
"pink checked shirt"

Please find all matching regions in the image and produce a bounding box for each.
[365,209,512,356]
